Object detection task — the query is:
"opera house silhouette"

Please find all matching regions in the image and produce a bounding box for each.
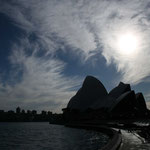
[63,76,148,121]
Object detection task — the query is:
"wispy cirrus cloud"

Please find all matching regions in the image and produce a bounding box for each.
[1,0,150,111]
[1,0,150,85]
[146,101,150,110]
[0,39,81,112]
[0,0,97,55]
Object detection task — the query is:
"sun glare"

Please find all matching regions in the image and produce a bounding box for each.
[117,33,138,55]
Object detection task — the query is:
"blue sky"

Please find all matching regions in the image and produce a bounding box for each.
[0,0,150,112]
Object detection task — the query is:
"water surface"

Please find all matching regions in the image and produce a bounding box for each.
[0,122,109,150]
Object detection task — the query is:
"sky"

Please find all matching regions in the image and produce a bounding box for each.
[0,0,150,112]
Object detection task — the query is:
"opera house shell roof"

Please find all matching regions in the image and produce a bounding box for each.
[67,76,147,115]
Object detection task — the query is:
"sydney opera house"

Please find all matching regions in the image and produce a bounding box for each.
[63,76,148,121]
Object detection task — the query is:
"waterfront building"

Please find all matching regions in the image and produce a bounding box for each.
[63,76,148,121]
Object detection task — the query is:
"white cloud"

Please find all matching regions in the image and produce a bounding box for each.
[1,0,150,85]
[146,101,150,110]
[97,0,150,84]
[0,0,97,55]
[0,39,81,112]
[1,0,150,111]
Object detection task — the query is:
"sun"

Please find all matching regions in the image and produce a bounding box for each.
[117,33,138,55]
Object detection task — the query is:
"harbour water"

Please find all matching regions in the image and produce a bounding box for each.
[0,122,109,150]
